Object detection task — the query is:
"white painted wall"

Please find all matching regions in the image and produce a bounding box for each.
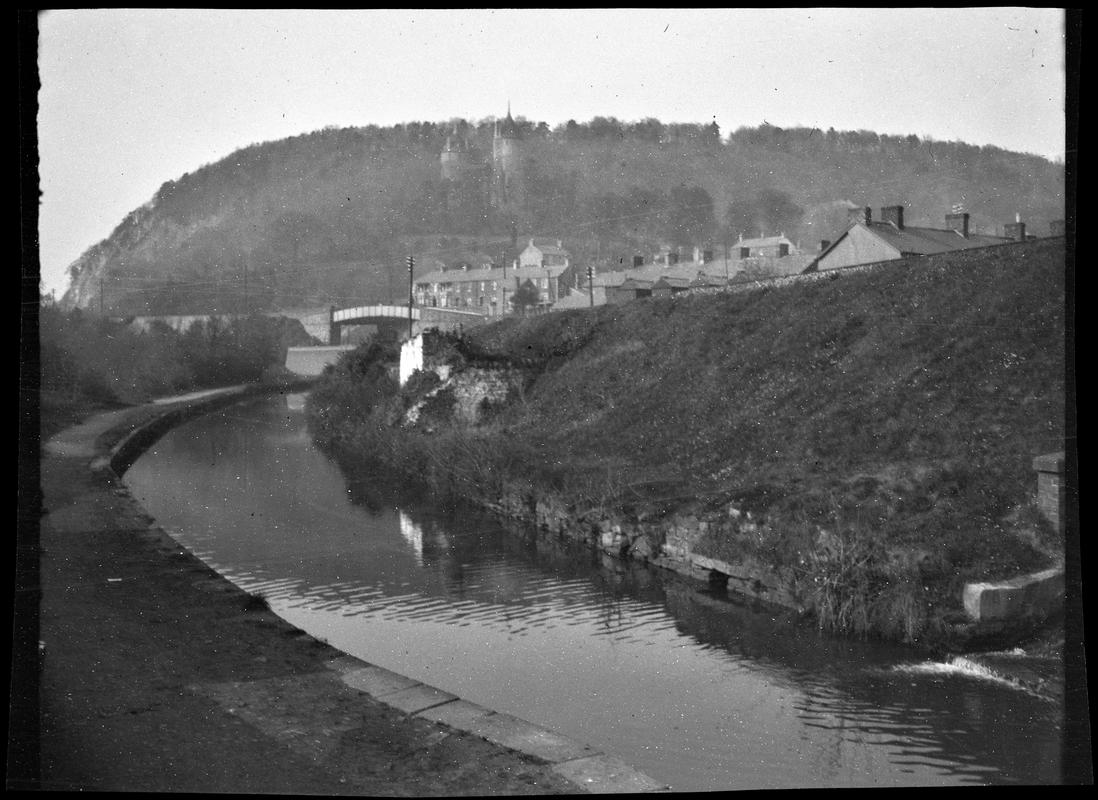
[399,333,424,386]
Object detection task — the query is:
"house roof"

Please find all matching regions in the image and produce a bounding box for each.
[810,220,1013,269]
[523,238,571,257]
[736,234,795,249]
[864,221,1009,255]
[416,263,571,286]
[737,252,816,277]
[652,275,693,290]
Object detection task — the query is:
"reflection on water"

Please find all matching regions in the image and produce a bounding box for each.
[124,396,1064,790]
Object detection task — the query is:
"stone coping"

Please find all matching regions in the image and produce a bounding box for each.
[329,660,666,792]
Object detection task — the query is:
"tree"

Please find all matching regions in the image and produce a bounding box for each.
[509,279,541,314]
[725,189,804,240]
[756,188,804,236]
[665,185,715,247]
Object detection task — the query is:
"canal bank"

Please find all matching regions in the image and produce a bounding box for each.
[36,385,664,793]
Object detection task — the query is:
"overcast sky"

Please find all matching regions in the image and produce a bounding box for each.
[35,8,1066,297]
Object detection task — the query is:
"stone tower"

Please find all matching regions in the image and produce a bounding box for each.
[492,103,523,208]
[440,125,473,182]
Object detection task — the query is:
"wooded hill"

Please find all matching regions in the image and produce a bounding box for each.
[61,117,1064,316]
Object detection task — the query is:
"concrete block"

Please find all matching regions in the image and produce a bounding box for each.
[552,754,668,794]
[691,554,732,574]
[378,684,458,714]
[324,654,370,675]
[339,665,420,698]
[963,568,1064,622]
[467,712,596,763]
[415,698,494,728]
[1032,452,1065,474]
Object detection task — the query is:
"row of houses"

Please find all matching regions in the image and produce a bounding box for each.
[413,238,576,316]
[412,206,1065,314]
[414,233,817,313]
[807,206,1057,271]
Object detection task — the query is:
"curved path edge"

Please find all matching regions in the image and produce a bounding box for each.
[39,383,667,794]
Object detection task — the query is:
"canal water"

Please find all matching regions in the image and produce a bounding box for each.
[124,395,1064,790]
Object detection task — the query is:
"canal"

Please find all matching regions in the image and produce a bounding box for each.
[123,394,1063,790]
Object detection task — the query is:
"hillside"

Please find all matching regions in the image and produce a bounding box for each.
[307,237,1066,643]
[62,118,1064,316]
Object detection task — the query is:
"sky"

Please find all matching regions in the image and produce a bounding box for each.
[35,8,1067,297]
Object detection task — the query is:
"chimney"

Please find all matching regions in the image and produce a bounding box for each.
[880,205,904,230]
[633,255,644,268]
[946,212,970,238]
[820,239,831,252]
[778,243,790,257]
[1004,221,1027,241]
[849,206,872,226]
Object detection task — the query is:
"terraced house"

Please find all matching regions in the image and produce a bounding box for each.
[414,239,577,316]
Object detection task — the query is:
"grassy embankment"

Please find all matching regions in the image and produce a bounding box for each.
[306,238,1066,644]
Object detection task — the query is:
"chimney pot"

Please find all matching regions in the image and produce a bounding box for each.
[880,205,904,230]
[946,212,970,238]
[1004,221,1027,242]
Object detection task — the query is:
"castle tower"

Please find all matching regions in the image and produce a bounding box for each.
[440,125,471,182]
[492,103,523,208]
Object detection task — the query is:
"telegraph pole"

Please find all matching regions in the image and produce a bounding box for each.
[501,247,508,316]
[587,263,594,308]
[406,254,415,339]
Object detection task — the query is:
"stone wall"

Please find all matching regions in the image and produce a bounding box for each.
[449,368,521,424]
[488,482,803,614]
[1033,452,1065,534]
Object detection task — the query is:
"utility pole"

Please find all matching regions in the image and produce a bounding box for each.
[587,263,594,308]
[501,247,508,316]
[406,254,415,339]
